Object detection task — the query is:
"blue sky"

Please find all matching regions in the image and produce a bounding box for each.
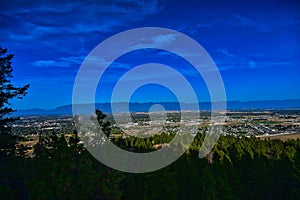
[1,0,299,109]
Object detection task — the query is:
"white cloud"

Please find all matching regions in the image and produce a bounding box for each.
[128,33,178,50]
[153,34,177,46]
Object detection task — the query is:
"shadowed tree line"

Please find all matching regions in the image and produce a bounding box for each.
[0,122,299,199]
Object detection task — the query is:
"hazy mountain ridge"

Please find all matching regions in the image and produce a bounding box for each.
[14,99,300,116]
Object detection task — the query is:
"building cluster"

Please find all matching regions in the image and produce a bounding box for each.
[11,111,300,138]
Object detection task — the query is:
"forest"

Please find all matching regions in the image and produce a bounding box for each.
[0,123,299,199]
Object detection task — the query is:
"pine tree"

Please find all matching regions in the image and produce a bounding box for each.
[0,47,29,132]
[0,47,29,156]
[95,109,111,138]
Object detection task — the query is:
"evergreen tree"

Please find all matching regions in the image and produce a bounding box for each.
[95,109,112,138]
[0,47,29,157]
[0,47,29,132]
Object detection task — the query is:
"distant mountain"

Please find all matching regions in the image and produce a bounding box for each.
[13,99,300,116]
[14,108,50,116]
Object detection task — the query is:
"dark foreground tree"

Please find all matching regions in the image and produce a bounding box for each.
[0,47,29,155]
[0,47,29,132]
[95,109,112,138]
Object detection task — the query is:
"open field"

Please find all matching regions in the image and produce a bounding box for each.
[257,133,300,141]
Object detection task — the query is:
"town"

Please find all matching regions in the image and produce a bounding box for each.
[12,110,300,139]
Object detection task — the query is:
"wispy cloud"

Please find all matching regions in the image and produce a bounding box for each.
[217,48,235,57]
[248,60,256,69]
[184,12,300,35]
[32,56,85,68]
[153,34,176,46]
[216,58,294,71]
[0,0,164,53]
[128,33,178,50]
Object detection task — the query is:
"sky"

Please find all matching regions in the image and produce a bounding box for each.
[1,0,300,109]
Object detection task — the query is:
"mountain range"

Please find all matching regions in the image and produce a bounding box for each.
[13,99,300,116]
